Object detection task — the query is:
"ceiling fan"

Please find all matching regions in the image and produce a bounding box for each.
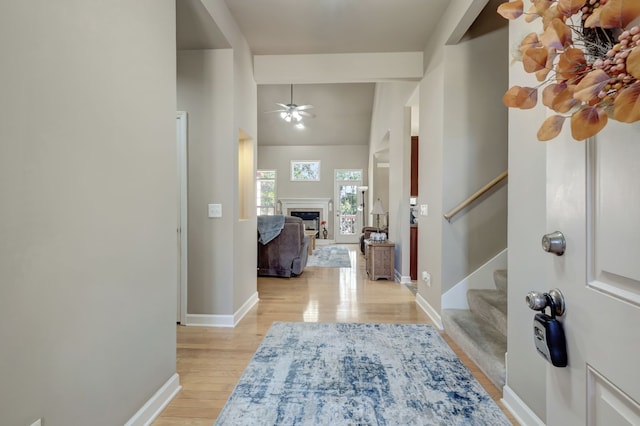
[266,84,315,128]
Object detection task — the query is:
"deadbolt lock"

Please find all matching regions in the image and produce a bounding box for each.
[542,231,566,256]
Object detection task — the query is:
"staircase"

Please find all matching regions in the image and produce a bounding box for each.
[442,269,508,389]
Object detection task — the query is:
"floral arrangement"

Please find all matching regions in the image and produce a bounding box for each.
[320,220,327,230]
[498,0,640,140]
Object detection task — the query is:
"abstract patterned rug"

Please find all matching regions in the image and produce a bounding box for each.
[215,322,510,425]
[306,245,351,268]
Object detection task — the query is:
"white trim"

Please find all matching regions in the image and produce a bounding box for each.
[233,292,260,325]
[442,249,508,310]
[279,198,330,230]
[416,292,443,330]
[502,385,546,426]
[176,111,188,325]
[399,275,412,285]
[125,373,181,426]
[185,292,259,328]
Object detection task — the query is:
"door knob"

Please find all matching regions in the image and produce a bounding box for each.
[542,231,566,256]
[526,288,565,317]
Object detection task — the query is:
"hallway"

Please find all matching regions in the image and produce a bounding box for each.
[154,244,515,424]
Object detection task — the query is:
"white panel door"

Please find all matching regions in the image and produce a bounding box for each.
[546,121,640,424]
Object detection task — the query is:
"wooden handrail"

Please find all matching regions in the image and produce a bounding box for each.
[443,171,508,222]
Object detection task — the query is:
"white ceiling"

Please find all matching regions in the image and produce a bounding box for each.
[180,0,452,146]
[222,0,450,55]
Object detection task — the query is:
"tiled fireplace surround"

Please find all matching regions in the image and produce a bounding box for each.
[279,198,330,233]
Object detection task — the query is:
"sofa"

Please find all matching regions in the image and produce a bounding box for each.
[258,216,310,277]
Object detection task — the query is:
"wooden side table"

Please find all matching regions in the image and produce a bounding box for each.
[364,240,395,280]
[304,230,316,255]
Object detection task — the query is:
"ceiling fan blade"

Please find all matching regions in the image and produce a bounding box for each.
[296,104,314,110]
[275,103,290,109]
[264,109,287,114]
[299,111,316,118]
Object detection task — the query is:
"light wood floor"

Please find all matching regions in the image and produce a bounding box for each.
[153,244,517,425]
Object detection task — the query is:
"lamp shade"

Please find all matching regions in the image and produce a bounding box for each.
[371,199,385,215]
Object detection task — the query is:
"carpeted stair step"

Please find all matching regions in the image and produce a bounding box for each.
[442,309,507,389]
[467,289,508,337]
[494,269,508,293]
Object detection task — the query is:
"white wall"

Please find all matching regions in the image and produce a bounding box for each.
[258,145,369,238]
[369,82,417,278]
[419,55,446,313]
[0,1,178,424]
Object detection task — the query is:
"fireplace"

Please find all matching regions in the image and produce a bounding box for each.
[279,198,330,239]
[290,211,320,237]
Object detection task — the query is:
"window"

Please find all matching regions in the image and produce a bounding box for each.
[256,170,276,216]
[291,160,321,181]
[335,170,362,181]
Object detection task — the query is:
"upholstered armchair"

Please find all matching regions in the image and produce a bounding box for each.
[258,216,310,278]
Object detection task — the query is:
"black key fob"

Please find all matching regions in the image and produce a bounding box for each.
[533,312,567,367]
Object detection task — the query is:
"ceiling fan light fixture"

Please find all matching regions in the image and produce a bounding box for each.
[265,84,315,125]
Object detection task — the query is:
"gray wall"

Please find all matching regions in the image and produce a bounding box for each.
[258,145,369,238]
[178,49,237,315]
[177,0,258,319]
[419,0,508,307]
[505,11,549,421]
[0,1,177,425]
[441,7,508,293]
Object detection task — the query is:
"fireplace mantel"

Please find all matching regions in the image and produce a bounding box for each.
[278,198,331,225]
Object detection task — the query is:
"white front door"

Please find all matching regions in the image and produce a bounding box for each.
[333,169,363,244]
[334,181,360,243]
[546,121,640,424]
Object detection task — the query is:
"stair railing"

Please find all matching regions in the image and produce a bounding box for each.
[443,170,508,222]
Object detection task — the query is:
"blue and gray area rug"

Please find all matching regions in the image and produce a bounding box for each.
[215,322,510,425]
[306,245,351,268]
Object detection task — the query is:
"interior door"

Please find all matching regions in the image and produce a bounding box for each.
[334,180,360,244]
[546,121,640,424]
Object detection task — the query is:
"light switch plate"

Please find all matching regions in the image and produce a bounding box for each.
[420,204,428,216]
[208,203,222,218]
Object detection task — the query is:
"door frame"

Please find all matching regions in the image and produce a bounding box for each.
[333,169,363,244]
[176,111,188,324]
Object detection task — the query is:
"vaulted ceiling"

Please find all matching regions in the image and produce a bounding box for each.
[178,0,452,145]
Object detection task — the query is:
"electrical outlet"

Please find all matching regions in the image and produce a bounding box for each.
[420,204,428,216]
[422,271,431,287]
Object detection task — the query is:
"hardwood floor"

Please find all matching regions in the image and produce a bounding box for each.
[153,244,517,425]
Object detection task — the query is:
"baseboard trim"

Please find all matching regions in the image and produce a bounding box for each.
[502,385,545,426]
[125,373,181,426]
[185,292,259,328]
[416,292,443,330]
